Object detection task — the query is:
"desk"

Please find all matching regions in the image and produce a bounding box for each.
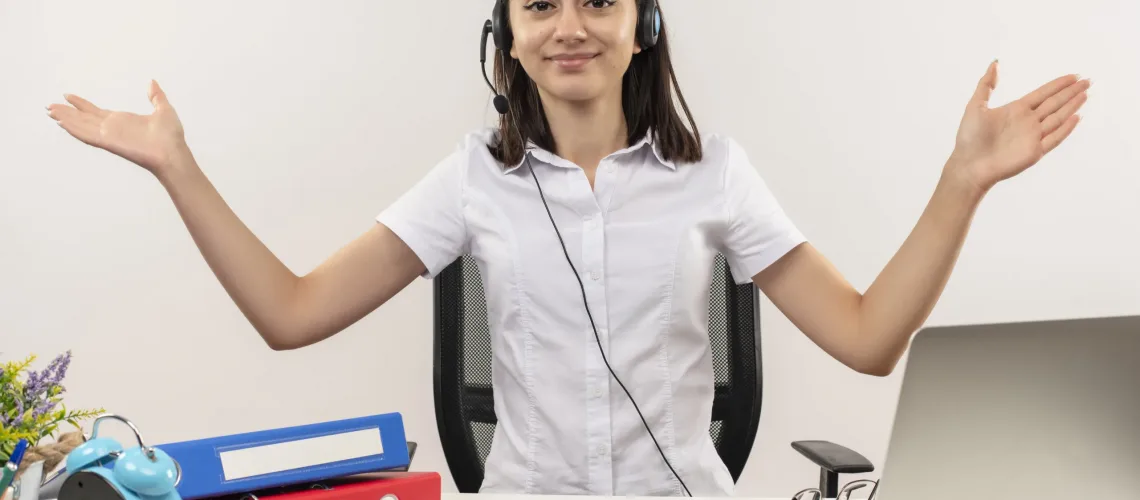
[444,495,794,500]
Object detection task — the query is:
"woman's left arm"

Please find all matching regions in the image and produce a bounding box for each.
[753,61,1091,376]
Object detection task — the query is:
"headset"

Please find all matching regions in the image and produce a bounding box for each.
[477,1,691,496]
[480,0,662,115]
[58,415,182,500]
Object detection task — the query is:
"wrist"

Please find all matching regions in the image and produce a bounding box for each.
[155,141,200,187]
[939,155,990,206]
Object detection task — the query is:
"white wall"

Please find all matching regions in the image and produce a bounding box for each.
[2,0,1138,497]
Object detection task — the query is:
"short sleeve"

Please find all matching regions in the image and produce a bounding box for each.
[719,138,807,285]
[376,148,469,279]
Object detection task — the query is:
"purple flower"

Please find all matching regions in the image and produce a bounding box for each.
[19,351,72,423]
[23,370,44,401]
[0,399,20,427]
[7,398,26,425]
[24,352,70,395]
[32,398,59,420]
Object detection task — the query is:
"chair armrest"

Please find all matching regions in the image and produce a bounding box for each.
[791,441,875,498]
[791,440,874,474]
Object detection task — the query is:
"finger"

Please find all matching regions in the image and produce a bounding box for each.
[62,113,104,147]
[970,59,999,107]
[1021,73,1081,109]
[63,93,108,118]
[47,103,102,129]
[50,106,104,147]
[1041,114,1081,155]
[1036,78,1091,120]
[47,103,84,123]
[1041,90,1088,137]
[148,79,169,110]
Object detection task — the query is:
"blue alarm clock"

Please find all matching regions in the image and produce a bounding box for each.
[58,414,182,500]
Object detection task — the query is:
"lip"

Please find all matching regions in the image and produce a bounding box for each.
[547,52,598,69]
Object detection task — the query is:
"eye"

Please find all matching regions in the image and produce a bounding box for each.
[584,0,616,7]
[524,1,555,12]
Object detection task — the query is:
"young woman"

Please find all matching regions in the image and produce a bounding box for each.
[45,0,1088,496]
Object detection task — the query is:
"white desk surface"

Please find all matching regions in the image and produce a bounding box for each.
[444,495,802,500]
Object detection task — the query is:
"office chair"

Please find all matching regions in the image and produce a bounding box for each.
[433,254,873,497]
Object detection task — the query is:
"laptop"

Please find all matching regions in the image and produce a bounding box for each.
[874,315,1140,500]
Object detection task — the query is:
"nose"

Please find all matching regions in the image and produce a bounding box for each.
[552,6,587,44]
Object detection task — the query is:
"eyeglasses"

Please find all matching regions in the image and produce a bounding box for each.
[791,479,879,500]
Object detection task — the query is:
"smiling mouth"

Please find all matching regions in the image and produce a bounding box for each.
[548,53,599,69]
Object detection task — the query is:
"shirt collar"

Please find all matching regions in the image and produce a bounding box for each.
[501,127,676,174]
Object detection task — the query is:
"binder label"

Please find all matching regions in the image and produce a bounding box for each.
[218,427,385,480]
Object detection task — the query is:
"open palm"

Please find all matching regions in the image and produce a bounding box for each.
[951,61,1090,191]
[47,80,186,174]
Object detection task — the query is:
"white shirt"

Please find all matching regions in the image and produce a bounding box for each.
[376,128,806,496]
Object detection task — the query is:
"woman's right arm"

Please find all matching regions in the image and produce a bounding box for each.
[48,81,426,350]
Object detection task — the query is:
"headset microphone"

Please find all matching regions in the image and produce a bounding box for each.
[480,20,509,115]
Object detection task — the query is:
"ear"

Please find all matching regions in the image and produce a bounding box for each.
[631,11,643,54]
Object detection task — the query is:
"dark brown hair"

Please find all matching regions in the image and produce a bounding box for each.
[488,2,702,167]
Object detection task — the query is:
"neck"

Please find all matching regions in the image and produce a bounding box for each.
[541,89,628,172]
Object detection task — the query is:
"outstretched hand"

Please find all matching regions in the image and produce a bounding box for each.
[47,80,187,174]
[948,60,1090,193]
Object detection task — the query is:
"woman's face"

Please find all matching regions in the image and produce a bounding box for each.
[508,0,642,105]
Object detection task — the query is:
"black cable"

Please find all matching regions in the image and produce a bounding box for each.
[526,157,693,497]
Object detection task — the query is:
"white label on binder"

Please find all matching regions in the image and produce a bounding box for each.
[218,427,385,480]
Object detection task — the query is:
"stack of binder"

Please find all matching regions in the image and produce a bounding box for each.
[149,413,440,500]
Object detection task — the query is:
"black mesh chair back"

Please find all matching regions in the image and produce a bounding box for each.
[433,254,762,493]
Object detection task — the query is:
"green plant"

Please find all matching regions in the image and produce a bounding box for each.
[0,351,104,462]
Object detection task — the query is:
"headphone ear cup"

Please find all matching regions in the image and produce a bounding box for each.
[637,1,660,49]
[491,0,512,51]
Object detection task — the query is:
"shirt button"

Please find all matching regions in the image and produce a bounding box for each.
[596,444,608,458]
[590,271,601,281]
[592,386,603,398]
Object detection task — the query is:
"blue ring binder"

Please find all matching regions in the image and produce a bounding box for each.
[146,412,409,500]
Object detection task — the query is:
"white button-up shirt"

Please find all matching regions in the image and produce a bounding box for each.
[377,128,805,496]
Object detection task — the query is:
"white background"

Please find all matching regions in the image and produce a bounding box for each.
[2,0,1138,496]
